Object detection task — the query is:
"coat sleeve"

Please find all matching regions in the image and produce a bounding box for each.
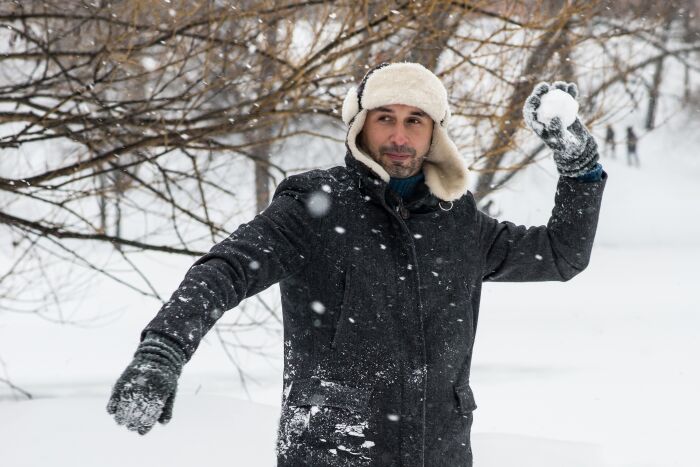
[477,173,607,283]
[140,174,321,359]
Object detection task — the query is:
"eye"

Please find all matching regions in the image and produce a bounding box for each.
[377,115,393,122]
[407,117,422,125]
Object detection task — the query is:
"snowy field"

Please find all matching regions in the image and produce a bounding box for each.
[1,106,699,467]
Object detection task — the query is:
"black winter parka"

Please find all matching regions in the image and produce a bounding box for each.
[141,153,607,467]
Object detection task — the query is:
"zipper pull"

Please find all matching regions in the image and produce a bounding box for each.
[397,200,410,220]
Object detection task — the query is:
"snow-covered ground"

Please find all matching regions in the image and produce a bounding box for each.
[1,105,699,467]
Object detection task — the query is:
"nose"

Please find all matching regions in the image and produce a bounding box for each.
[390,126,409,147]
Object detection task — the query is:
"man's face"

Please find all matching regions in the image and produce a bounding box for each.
[358,104,434,178]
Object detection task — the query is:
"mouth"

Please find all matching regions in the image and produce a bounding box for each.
[384,152,412,162]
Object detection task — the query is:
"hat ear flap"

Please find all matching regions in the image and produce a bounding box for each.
[342,86,360,125]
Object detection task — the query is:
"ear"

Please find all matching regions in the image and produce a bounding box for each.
[342,87,360,125]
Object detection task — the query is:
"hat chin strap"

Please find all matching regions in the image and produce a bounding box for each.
[346,111,469,202]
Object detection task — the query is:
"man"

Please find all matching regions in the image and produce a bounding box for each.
[107,62,606,467]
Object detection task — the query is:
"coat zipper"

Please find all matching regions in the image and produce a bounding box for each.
[383,192,427,467]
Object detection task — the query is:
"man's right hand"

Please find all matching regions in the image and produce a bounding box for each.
[106,332,186,435]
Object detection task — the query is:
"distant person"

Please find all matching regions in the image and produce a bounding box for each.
[626,126,640,167]
[604,125,616,159]
[106,64,607,467]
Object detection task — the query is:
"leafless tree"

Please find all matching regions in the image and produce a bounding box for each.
[1,0,699,389]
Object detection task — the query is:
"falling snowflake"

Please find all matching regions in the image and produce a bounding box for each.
[306,191,331,217]
[310,301,326,314]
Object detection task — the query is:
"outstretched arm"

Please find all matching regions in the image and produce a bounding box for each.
[107,174,321,434]
[140,175,319,358]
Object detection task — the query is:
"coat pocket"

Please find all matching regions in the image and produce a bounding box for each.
[284,378,375,461]
[454,383,477,415]
[287,378,371,411]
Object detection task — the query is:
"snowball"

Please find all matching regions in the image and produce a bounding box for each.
[537,89,579,127]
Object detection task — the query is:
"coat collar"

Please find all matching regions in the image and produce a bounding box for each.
[344,152,441,212]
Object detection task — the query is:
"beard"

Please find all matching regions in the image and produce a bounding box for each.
[359,139,428,178]
[378,144,426,178]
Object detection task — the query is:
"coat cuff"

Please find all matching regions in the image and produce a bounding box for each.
[572,163,603,182]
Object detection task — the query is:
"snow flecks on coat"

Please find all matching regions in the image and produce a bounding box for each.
[283,340,297,381]
[337,444,371,460]
[277,400,374,465]
[410,366,427,386]
[335,420,368,437]
[276,406,311,459]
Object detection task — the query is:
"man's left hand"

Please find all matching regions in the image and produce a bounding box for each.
[523,81,599,178]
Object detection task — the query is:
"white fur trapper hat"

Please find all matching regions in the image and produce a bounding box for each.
[342,62,469,202]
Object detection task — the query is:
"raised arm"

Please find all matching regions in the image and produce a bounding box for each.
[480,80,607,282]
[479,173,606,282]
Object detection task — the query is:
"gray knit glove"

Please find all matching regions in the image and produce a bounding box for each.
[523,81,599,177]
[106,332,186,435]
